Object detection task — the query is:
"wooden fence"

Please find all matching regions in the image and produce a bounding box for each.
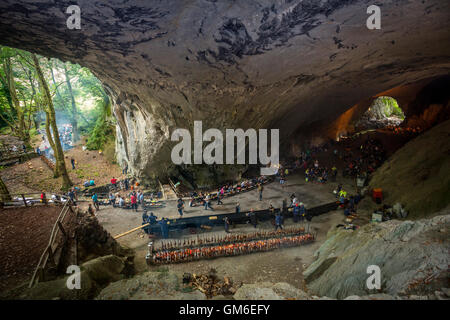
[28,200,77,288]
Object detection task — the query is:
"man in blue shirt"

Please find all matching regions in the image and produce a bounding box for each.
[275,212,283,231]
[159,218,169,239]
[92,193,99,211]
[299,203,306,222]
[177,199,184,217]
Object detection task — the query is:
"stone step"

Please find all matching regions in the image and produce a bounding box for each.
[162,184,177,200]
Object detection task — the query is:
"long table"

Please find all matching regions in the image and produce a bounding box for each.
[147,201,339,235]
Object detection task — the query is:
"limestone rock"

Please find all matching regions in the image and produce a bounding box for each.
[303,214,450,299]
[81,255,126,286]
[233,282,309,300]
[96,271,206,300]
[20,270,94,300]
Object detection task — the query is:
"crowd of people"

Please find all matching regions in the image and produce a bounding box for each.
[340,138,386,177]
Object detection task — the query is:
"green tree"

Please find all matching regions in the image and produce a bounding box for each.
[0,47,35,145]
[32,53,72,190]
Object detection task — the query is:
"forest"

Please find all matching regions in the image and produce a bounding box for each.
[0,45,114,192]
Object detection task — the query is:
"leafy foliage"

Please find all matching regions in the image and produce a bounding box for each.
[379,96,405,119]
[86,117,115,150]
[0,45,114,153]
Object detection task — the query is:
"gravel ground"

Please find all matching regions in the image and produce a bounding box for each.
[95,173,361,289]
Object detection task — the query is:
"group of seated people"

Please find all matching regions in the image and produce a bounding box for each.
[305,166,329,183]
[187,176,269,207]
[107,190,145,208]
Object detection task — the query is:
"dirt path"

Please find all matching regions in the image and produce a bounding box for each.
[0,206,63,293]
[0,141,122,194]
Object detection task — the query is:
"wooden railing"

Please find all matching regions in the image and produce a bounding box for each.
[0,192,70,208]
[168,177,182,198]
[28,200,76,288]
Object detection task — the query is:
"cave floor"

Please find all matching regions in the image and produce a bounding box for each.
[95,172,365,291]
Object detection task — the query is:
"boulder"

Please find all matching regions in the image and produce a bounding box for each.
[303,214,450,299]
[233,282,309,300]
[81,255,126,286]
[96,270,206,300]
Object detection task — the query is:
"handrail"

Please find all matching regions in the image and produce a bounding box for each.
[158,179,166,200]
[168,177,181,198]
[28,200,75,288]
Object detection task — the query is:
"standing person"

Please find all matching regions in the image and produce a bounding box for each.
[257,183,263,201]
[142,210,151,235]
[282,198,287,215]
[305,209,313,232]
[177,198,184,217]
[118,196,125,207]
[235,202,240,214]
[124,177,129,190]
[293,203,300,222]
[136,190,141,204]
[70,157,75,170]
[299,203,306,223]
[68,188,76,205]
[159,218,169,239]
[139,191,144,205]
[224,216,231,233]
[122,162,128,175]
[279,176,285,188]
[217,191,223,205]
[247,209,257,228]
[148,212,157,226]
[40,191,47,204]
[331,166,338,181]
[130,192,137,212]
[204,194,213,210]
[275,212,283,231]
[92,193,99,211]
[110,177,117,189]
[109,192,115,207]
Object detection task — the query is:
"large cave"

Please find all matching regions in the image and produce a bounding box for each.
[1,0,449,185]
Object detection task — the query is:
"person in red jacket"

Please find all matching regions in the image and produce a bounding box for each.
[110,177,117,189]
[40,191,47,204]
[130,193,138,212]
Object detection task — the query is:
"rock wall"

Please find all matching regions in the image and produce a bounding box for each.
[368,119,450,218]
[0,0,449,183]
[303,213,449,299]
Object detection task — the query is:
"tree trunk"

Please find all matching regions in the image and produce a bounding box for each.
[0,175,11,203]
[63,63,79,142]
[32,54,72,190]
[3,57,30,145]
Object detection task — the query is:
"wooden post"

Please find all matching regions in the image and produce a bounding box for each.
[46,246,54,265]
[57,221,67,238]
[38,267,45,283]
[22,194,27,207]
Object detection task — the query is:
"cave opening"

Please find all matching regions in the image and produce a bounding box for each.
[0,0,449,302]
[354,96,405,133]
